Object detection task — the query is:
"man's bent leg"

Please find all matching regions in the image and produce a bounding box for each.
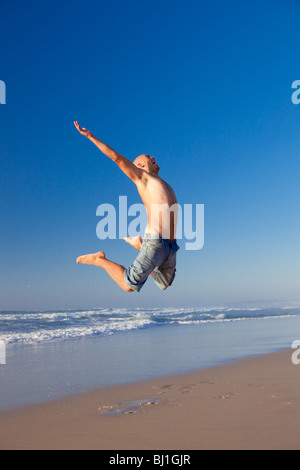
[123,236,142,251]
[124,237,155,279]
[76,251,133,292]
[152,242,179,290]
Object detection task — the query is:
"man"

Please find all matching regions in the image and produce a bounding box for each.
[74,121,179,293]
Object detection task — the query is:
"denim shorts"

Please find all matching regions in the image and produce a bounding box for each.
[124,234,180,292]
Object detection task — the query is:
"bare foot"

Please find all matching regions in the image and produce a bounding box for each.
[123,236,142,251]
[76,251,106,266]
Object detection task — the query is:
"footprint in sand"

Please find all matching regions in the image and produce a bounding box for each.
[98,398,160,416]
[157,384,175,395]
[181,384,198,394]
[215,393,236,400]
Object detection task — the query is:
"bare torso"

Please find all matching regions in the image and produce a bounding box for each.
[136,173,178,239]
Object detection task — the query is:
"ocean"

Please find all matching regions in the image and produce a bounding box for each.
[0,305,299,412]
[1,305,299,345]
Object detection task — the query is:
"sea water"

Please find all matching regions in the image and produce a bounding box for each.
[0,305,299,412]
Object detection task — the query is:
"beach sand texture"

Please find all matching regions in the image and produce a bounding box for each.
[0,349,299,450]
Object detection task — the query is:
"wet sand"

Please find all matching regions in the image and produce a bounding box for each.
[0,349,298,450]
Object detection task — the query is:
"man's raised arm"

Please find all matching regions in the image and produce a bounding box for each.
[74,121,143,183]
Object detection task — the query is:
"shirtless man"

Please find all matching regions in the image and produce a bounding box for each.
[74,121,180,293]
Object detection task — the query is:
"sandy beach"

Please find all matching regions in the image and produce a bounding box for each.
[0,348,298,450]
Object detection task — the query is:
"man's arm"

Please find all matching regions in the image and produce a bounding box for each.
[74,121,143,183]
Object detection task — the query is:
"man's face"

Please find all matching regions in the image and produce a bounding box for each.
[134,154,160,174]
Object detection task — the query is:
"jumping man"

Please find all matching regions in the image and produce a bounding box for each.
[74,121,179,293]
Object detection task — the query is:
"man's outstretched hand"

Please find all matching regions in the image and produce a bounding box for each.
[74,121,93,138]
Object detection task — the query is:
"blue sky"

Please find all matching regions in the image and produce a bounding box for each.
[0,0,299,310]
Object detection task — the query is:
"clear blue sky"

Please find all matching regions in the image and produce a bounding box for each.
[1,0,299,310]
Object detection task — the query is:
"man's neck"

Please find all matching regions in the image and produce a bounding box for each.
[147,170,160,177]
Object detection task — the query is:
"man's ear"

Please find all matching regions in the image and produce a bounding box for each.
[137,162,144,168]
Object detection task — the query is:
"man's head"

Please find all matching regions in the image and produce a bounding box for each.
[133,154,160,175]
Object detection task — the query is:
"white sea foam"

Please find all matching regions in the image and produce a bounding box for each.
[0,306,298,345]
